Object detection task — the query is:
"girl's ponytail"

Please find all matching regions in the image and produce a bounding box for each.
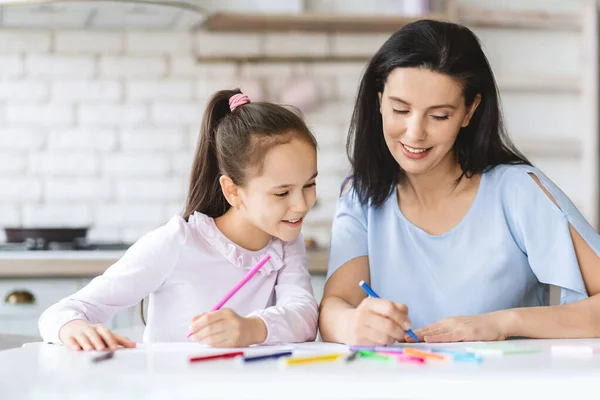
[184,89,241,219]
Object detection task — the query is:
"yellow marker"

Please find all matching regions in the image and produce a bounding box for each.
[283,353,344,366]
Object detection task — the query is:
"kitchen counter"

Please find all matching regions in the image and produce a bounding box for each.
[1,339,600,399]
[0,249,330,278]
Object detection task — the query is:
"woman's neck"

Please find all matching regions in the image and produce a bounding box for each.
[214,208,272,252]
[400,153,467,208]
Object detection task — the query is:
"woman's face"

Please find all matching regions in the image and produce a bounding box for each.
[378,67,479,177]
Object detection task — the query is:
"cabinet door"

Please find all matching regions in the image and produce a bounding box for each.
[0,278,80,336]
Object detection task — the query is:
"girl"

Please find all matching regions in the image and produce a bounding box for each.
[319,20,600,345]
[39,90,319,351]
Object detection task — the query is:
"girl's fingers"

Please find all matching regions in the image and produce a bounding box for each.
[96,326,119,350]
[74,333,94,351]
[65,336,82,351]
[84,329,107,351]
[114,334,136,348]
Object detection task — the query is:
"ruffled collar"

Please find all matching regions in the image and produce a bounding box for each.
[188,211,285,276]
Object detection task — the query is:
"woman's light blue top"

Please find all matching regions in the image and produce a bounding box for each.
[327,164,600,329]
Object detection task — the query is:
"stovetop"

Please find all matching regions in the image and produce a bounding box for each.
[0,239,132,252]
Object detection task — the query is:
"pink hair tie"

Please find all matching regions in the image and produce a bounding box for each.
[229,93,250,111]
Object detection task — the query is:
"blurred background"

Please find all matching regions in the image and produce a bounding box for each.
[0,0,597,342]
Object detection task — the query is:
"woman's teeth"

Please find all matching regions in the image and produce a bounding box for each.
[285,219,301,223]
[403,144,428,153]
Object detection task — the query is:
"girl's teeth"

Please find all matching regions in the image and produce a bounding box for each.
[286,219,300,223]
[403,144,428,154]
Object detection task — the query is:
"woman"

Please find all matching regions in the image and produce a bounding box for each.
[319,19,600,345]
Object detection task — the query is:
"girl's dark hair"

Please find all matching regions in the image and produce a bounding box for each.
[348,19,530,207]
[183,88,317,220]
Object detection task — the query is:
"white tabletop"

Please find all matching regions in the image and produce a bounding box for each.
[1,339,599,400]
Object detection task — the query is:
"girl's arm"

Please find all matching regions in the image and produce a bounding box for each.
[38,217,186,344]
[246,234,318,344]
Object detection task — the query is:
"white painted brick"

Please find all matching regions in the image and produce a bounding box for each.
[94,204,165,226]
[318,150,350,172]
[87,227,121,242]
[102,154,169,177]
[165,202,184,219]
[100,56,167,78]
[78,104,148,125]
[126,32,191,54]
[122,226,164,243]
[195,78,244,101]
[55,31,124,54]
[115,179,184,201]
[26,55,96,77]
[120,128,186,151]
[48,129,117,151]
[0,32,51,53]
[171,150,194,175]
[305,101,354,124]
[170,56,238,78]
[336,76,363,100]
[150,103,202,125]
[22,204,92,227]
[305,199,337,222]
[6,104,74,125]
[309,62,367,78]
[52,81,122,102]
[264,76,336,104]
[241,63,295,78]
[45,179,112,202]
[315,174,347,200]
[194,33,262,57]
[0,152,26,174]
[263,33,328,57]
[306,123,345,148]
[126,80,193,101]
[0,128,45,150]
[0,178,42,201]
[0,80,48,101]
[330,33,389,57]
[0,55,24,77]
[29,153,98,176]
[0,204,20,226]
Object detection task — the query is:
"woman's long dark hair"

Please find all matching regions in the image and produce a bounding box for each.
[348,19,530,207]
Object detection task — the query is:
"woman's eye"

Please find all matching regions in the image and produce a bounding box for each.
[432,115,450,121]
[392,109,409,115]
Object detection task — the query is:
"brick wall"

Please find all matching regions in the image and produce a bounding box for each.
[0,30,385,246]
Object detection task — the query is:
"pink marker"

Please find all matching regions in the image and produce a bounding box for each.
[186,254,271,339]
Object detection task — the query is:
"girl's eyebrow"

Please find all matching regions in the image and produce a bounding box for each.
[271,172,318,190]
[389,96,456,110]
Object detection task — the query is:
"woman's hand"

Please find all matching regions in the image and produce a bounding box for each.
[59,320,136,351]
[410,311,513,343]
[189,309,267,348]
[344,297,412,346]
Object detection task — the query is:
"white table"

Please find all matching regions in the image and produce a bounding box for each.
[1,339,599,400]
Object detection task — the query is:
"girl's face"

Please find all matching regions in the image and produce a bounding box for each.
[378,67,479,177]
[239,137,317,242]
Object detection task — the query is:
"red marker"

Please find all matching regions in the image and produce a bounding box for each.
[189,351,244,363]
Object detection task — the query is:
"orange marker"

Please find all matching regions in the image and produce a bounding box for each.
[403,348,448,361]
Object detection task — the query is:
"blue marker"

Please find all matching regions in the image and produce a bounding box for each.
[358,280,420,343]
[242,351,293,363]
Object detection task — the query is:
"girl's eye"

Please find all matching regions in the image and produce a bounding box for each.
[432,115,450,121]
[304,182,316,189]
[392,109,409,115]
[274,192,288,198]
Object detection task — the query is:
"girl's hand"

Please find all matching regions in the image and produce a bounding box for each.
[344,297,411,346]
[410,311,512,343]
[189,309,267,348]
[59,320,136,351]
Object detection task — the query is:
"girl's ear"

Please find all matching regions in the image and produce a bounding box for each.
[219,175,242,209]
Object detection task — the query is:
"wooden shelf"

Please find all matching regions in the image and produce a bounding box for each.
[459,7,581,31]
[200,12,448,33]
